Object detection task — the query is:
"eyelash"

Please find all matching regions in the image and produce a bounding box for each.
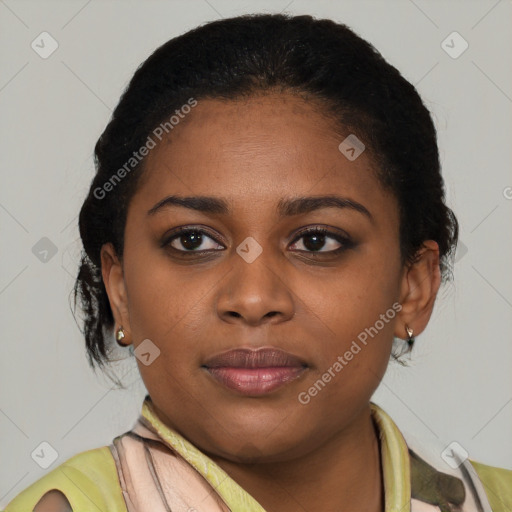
[161,226,354,257]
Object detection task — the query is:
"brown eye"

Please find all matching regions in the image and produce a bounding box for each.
[162,228,224,253]
[289,227,354,254]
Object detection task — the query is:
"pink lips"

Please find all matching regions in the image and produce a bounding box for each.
[202,348,308,396]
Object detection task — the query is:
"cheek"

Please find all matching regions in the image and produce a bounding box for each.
[299,251,400,379]
[296,284,396,419]
[312,253,399,332]
[122,234,196,327]
[122,248,222,387]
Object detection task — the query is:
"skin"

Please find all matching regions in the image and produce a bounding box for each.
[101,92,441,512]
[33,490,72,512]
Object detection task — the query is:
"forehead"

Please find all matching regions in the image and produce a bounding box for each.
[133,93,397,223]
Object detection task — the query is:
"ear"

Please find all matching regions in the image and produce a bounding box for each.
[395,240,441,340]
[100,242,132,345]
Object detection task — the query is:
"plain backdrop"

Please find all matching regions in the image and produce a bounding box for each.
[1,0,511,506]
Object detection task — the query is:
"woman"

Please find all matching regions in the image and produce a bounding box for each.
[4,12,511,512]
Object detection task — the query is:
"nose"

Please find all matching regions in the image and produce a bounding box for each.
[216,246,295,327]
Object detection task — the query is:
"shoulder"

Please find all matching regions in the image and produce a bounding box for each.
[470,459,512,512]
[2,445,127,512]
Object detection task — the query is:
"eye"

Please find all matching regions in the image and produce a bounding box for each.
[162,227,225,253]
[161,226,353,256]
[289,227,353,254]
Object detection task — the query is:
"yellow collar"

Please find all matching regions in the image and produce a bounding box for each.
[141,396,411,511]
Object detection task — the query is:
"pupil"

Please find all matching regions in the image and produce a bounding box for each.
[304,233,325,251]
[182,231,202,250]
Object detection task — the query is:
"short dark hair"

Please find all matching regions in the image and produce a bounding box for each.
[74,13,458,377]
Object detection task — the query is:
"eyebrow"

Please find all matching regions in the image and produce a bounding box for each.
[147,194,373,222]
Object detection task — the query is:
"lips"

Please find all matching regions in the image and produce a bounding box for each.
[202,348,308,396]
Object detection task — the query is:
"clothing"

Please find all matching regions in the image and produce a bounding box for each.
[3,395,511,511]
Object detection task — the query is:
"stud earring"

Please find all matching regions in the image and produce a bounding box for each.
[405,325,415,348]
[116,326,128,346]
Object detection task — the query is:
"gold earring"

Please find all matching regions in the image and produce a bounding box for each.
[405,325,415,348]
[116,326,128,346]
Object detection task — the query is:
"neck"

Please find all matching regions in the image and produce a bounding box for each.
[209,404,384,512]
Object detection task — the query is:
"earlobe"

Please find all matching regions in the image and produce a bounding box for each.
[395,240,441,340]
[100,243,132,342]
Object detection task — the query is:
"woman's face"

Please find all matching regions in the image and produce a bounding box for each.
[102,92,435,462]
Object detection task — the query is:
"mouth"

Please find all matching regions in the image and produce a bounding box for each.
[202,347,308,396]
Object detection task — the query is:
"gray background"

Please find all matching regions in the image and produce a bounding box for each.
[1,0,511,506]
